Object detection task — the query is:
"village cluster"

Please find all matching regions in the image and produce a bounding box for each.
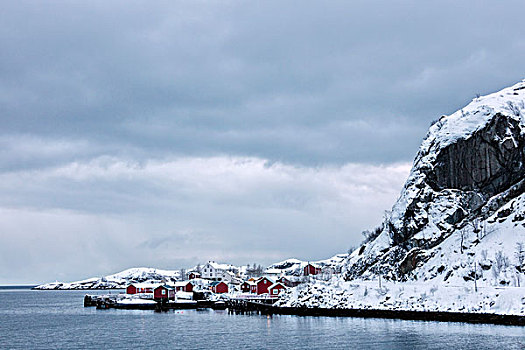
[124,261,325,302]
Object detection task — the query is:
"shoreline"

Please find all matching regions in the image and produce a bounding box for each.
[269,306,525,326]
[226,299,525,326]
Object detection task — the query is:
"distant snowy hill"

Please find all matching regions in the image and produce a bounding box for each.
[33,255,348,290]
[343,79,525,286]
[33,268,180,290]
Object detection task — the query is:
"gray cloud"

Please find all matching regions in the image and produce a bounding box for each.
[2,1,524,165]
[0,156,409,283]
[1,1,524,282]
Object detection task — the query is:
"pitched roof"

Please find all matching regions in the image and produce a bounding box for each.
[206,261,237,271]
[174,281,191,287]
[268,282,286,290]
[210,281,227,287]
[155,284,175,290]
[305,262,320,268]
[256,276,274,284]
[128,282,162,289]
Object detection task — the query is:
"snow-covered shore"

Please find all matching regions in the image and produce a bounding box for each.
[275,278,525,316]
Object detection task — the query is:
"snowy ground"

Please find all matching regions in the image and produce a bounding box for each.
[275,278,525,316]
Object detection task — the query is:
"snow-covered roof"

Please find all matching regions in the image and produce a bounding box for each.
[156,285,174,290]
[268,282,286,290]
[305,262,320,268]
[256,276,274,284]
[210,281,227,286]
[206,261,237,271]
[173,281,191,287]
[129,282,162,289]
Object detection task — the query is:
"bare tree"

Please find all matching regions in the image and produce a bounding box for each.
[515,242,525,287]
[515,242,525,268]
[459,229,467,254]
[493,251,510,281]
[480,249,488,261]
[469,219,482,241]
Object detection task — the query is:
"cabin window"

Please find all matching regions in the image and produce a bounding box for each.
[162,290,166,295]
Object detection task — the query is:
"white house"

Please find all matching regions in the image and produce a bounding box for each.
[201,261,238,282]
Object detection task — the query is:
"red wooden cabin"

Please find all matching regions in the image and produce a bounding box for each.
[128,283,157,294]
[210,281,228,294]
[126,284,137,294]
[254,277,273,295]
[154,285,175,300]
[303,263,321,276]
[276,277,291,287]
[174,281,194,292]
[268,282,286,297]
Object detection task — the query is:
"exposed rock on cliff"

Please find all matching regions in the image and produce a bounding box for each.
[345,80,525,285]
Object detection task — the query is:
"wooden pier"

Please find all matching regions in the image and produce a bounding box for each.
[84,294,222,311]
[226,299,277,315]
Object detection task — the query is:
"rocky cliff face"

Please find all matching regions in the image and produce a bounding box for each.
[345,80,525,285]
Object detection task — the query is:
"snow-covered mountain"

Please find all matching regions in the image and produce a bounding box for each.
[344,79,525,287]
[274,80,525,316]
[33,268,180,290]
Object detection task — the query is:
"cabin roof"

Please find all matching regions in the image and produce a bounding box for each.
[210,281,226,287]
[268,282,286,290]
[128,283,162,289]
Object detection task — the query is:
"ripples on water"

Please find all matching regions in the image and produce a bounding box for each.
[0,289,524,349]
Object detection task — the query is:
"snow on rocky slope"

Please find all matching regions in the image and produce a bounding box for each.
[278,80,525,314]
[345,79,525,283]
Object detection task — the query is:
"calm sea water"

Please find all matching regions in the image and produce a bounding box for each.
[0,288,524,349]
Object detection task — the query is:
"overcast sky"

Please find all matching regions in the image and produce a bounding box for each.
[1,1,524,284]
